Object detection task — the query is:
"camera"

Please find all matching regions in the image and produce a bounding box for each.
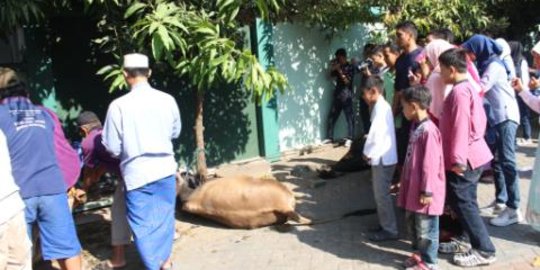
[357,58,373,71]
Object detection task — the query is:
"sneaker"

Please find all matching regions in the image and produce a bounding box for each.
[490,207,524,227]
[438,237,471,254]
[453,249,496,267]
[321,139,333,144]
[481,201,506,215]
[344,139,352,147]
[517,138,533,146]
[368,230,399,242]
[368,225,383,233]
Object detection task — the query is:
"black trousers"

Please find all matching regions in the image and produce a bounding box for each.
[359,97,371,135]
[327,94,354,140]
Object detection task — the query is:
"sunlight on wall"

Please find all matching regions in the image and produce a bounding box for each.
[273,23,368,151]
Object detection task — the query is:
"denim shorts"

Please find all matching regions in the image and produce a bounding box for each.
[24,193,81,260]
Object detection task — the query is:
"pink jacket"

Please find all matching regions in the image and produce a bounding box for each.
[439,80,493,171]
[398,120,445,216]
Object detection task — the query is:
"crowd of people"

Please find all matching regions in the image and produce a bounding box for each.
[0,53,180,270]
[327,21,540,269]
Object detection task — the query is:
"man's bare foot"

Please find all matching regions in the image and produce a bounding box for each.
[160,258,172,270]
[92,260,126,270]
[107,260,126,268]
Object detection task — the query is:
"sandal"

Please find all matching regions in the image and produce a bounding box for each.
[403,253,422,268]
[405,261,431,270]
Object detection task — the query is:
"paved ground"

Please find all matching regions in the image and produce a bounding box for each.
[62,142,540,269]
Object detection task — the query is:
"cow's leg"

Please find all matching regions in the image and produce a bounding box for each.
[285,211,311,225]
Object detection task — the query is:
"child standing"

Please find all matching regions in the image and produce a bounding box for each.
[361,76,399,241]
[399,86,445,270]
[438,48,496,267]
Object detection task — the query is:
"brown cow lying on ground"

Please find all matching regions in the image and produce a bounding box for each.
[177,173,309,229]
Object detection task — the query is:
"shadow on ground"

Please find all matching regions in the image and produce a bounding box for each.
[269,158,412,269]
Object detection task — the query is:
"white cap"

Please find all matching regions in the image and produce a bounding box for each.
[123,53,149,68]
[532,41,540,55]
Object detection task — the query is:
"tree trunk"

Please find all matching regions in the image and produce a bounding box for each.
[194,89,208,183]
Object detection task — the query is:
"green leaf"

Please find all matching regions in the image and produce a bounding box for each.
[96,64,115,75]
[157,25,173,50]
[217,0,235,12]
[151,35,164,60]
[255,0,269,19]
[124,2,146,19]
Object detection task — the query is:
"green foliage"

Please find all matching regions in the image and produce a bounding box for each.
[96,64,127,93]
[0,0,72,34]
[282,0,378,32]
[1,0,525,97]
[85,0,288,103]
[0,1,42,33]
[371,0,502,41]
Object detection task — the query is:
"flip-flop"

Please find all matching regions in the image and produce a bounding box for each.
[403,253,422,268]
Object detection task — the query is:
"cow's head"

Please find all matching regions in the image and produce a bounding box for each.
[176,170,202,201]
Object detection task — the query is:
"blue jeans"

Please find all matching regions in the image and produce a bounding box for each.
[493,120,520,209]
[517,89,540,140]
[518,96,532,139]
[447,170,496,254]
[406,212,439,265]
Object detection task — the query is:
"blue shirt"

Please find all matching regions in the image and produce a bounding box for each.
[0,98,66,198]
[102,82,181,191]
[394,47,424,92]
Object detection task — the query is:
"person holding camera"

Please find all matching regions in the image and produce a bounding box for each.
[323,48,355,147]
[364,45,395,105]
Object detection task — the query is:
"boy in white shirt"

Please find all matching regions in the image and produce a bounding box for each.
[362,76,399,241]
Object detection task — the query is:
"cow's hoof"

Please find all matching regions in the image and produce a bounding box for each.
[273,224,293,233]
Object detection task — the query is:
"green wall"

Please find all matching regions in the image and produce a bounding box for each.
[18,16,260,168]
[272,23,369,151]
[17,15,370,165]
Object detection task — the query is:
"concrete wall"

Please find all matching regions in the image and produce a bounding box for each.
[19,17,261,168]
[272,23,369,151]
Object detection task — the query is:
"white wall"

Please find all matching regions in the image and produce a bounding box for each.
[273,23,369,151]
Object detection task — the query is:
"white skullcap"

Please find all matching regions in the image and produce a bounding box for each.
[532,41,540,55]
[123,53,149,68]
